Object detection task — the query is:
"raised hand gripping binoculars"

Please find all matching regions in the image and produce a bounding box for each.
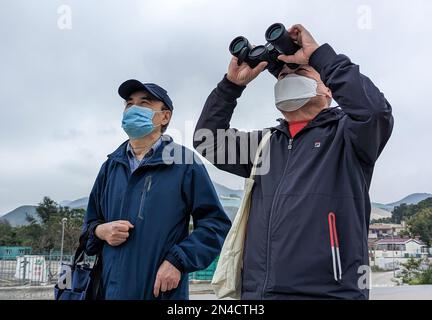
[229,23,300,78]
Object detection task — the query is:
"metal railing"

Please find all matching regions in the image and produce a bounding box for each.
[189,256,218,282]
[1,254,218,287]
[0,254,94,287]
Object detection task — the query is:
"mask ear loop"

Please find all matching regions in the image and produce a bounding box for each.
[305,77,327,99]
[313,93,332,108]
[152,110,169,129]
[315,79,332,99]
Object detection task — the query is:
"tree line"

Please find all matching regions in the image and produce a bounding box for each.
[0,197,85,255]
[373,197,432,246]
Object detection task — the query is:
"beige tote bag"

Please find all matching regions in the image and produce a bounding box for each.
[211,131,273,299]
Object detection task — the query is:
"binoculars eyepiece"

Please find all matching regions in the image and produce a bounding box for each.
[229,23,300,78]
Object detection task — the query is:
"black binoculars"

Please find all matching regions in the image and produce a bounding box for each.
[229,23,300,78]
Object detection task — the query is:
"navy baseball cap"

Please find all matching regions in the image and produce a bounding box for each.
[118,79,174,110]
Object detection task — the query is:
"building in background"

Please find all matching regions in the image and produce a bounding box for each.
[371,237,430,270]
[368,222,405,239]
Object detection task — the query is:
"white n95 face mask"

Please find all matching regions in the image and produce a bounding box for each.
[274,74,323,112]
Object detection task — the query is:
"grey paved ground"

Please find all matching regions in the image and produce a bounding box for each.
[191,286,432,300]
[189,279,432,300]
[369,285,432,300]
[1,278,431,300]
[371,271,399,287]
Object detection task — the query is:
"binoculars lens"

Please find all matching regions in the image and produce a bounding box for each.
[233,41,245,53]
[265,24,284,42]
[248,45,269,68]
[265,23,299,58]
[249,46,267,58]
[229,36,250,56]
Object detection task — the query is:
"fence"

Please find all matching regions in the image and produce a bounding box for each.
[189,256,218,282]
[0,254,94,287]
[1,254,218,287]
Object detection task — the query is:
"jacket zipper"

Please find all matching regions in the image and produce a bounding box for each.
[114,175,152,296]
[138,175,152,220]
[260,121,322,297]
[261,137,293,298]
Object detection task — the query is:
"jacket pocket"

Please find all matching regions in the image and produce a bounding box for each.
[328,212,342,283]
[138,175,152,221]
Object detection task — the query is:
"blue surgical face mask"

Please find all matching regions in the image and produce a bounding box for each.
[121,105,162,139]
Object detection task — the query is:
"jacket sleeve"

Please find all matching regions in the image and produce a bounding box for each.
[309,43,394,166]
[193,75,264,178]
[164,161,231,273]
[82,161,108,256]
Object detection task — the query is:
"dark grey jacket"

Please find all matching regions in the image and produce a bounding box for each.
[193,44,393,299]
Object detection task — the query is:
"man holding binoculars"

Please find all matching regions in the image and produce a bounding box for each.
[194,24,394,299]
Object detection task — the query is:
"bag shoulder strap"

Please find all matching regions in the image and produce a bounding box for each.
[72,228,91,265]
[250,130,273,179]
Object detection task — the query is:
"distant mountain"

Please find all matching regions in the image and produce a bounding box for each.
[385,193,432,209]
[0,205,39,227]
[51,184,241,212]
[0,182,244,226]
[213,182,243,198]
[0,198,88,227]
[59,200,71,207]
[370,206,392,220]
[62,197,88,209]
[371,202,394,212]
[370,193,432,221]
[2,188,429,227]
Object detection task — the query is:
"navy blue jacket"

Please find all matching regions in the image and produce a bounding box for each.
[82,136,231,300]
[194,44,393,299]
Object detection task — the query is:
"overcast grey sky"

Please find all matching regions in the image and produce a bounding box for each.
[0,0,431,214]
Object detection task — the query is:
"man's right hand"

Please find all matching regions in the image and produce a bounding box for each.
[226,56,267,87]
[95,220,134,246]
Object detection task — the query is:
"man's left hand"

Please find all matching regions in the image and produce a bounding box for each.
[277,24,320,66]
[153,260,181,298]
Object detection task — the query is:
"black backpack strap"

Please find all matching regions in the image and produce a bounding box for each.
[72,227,92,265]
[73,224,104,299]
[89,253,103,300]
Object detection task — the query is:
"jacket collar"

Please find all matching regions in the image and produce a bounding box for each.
[272,107,345,138]
[107,135,175,167]
[126,136,162,162]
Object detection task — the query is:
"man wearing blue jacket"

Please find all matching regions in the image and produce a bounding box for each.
[194,24,393,299]
[82,79,231,300]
